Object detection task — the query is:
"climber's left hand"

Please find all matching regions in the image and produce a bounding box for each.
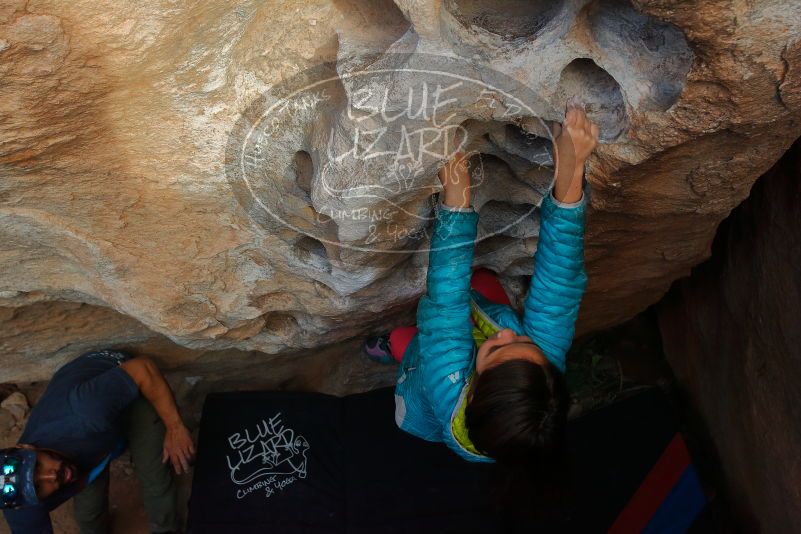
[438,151,472,208]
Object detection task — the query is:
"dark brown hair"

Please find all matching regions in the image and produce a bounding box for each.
[466,358,571,526]
[466,358,568,463]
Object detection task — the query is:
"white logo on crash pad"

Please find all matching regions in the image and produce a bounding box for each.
[225,412,310,500]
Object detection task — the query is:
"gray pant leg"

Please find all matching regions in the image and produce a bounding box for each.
[72,465,110,534]
[123,396,178,533]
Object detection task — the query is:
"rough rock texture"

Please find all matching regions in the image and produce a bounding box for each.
[2,0,801,380]
[658,139,801,532]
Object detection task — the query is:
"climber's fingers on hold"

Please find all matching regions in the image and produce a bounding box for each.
[590,123,601,142]
[564,106,576,127]
[550,121,562,140]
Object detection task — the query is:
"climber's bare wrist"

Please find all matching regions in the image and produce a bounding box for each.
[553,163,585,204]
[442,190,471,209]
[438,151,472,209]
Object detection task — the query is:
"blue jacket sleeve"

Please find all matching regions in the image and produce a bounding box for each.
[3,506,54,534]
[523,190,588,372]
[416,205,479,426]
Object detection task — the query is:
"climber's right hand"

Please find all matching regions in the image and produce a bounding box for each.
[551,102,599,204]
[553,103,599,165]
[438,151,472,209]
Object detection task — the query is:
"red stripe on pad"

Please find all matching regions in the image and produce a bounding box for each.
[608,433,692,534]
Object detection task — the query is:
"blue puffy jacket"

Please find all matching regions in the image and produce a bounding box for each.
[394,187,588,462]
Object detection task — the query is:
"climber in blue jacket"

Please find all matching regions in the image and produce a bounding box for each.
[364,103,599,467]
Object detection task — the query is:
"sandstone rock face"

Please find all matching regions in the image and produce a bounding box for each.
[658,140,801,532]
[2,0,801,380]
